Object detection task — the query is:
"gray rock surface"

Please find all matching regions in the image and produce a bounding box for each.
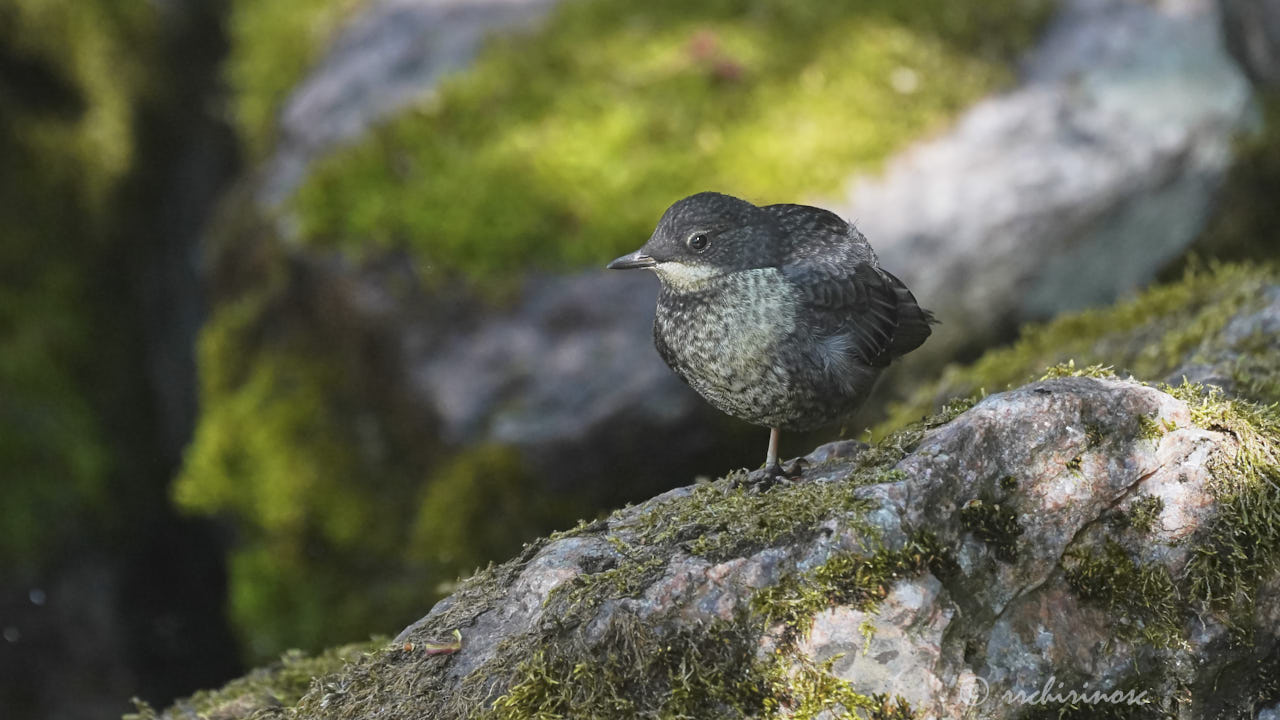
[393,375,1277,719]
[259,0,560,206]
[408,269,735,493]
[172,371,1280,719]
[838,0,1255,362]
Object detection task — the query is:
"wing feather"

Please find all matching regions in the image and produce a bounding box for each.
[766,204,933,369]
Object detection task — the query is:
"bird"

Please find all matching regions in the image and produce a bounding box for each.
[606,191,935,479]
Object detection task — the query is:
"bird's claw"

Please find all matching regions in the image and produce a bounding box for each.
[736,457,808,492]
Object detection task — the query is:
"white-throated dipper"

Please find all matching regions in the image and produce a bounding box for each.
[607,191,935,478]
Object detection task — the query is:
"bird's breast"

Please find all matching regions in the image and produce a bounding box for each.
[654,268,798,390]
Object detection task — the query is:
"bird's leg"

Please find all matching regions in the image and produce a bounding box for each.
[765,427,780,470]
[738,427,806,491]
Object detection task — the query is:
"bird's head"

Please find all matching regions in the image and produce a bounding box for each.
[606,192,781,289]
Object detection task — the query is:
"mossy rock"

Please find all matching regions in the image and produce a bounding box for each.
[227,0,1051,285]
[175,287,581,660]
[877,261,1280,436]
[140,363,1280,719]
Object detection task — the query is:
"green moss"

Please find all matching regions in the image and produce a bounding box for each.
[1125,495,1164,534]
[401,410,961,718]
[958,499,1023,562]
[1168,384,1280,636]
[125,641,382,720]
[173,292,418,660]
[490,613,766,720]
[290,0,1051,285]
[627,476,875,562]
[753,533,951,637]
[879,263,1280,436]
[761,654,916,720]
[1136,413,1165,442]
[0,0,154,569]
[1063,540,1183,648]
[410,445,591,578]
[1225,330,1280,404]
[178,278,609,662]
[225,0,364,156]
[1059,382,1280,650]
[156,372,1280,719]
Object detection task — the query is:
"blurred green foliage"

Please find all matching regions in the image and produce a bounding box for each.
[188,0,1055,661]
[226,0,362,157]
[290,0,1052,283]
[174,283,584,659]
[176,288,412,659]
[0,0,152,568]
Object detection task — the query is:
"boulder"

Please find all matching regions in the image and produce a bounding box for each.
[258,0,561,207]
[133,367,1280,719]
[836,0,1255,365]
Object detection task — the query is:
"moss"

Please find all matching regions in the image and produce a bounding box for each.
[626,476,875,562]
[753,533,952,637]
[179,291,577,662]
[215,403,965,719]
[878,262,1280,436]
[1065,454,1084,473]
[1058,381,1280,650]
[1125,495,1164,534]
[125,641,382,720]
[958,499,1023,562]
[491,535,945,719]
[489,613,766,720]
[155,371,1280,719]
[224,0,363,157]
[1063,540,1183,648]
[761,654,916,720]
[1136,413,1165,442]
[289,0,1052,286]
[1225,330,1280,403]
[409,445,592,580]
[1168,383,1280,636]
[0,0,154,569]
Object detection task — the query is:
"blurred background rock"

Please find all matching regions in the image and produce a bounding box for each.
[0,0,1276,718]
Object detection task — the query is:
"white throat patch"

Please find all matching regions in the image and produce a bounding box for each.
[652,261,722,291]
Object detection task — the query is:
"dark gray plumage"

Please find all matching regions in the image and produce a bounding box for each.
[607,191,935,473]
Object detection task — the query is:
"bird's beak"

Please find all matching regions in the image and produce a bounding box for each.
[606,249,657,270]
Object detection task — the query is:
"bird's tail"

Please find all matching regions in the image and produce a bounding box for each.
[881,270,936,357]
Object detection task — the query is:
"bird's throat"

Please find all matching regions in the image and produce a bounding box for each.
[652,261,723,292]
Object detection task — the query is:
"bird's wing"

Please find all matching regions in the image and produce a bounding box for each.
[783,258,904,368]
[765,203,935,368]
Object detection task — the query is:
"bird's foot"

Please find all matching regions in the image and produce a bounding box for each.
[737,457,808,492]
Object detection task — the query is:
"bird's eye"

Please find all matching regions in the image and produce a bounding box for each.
[687,232,710,251]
